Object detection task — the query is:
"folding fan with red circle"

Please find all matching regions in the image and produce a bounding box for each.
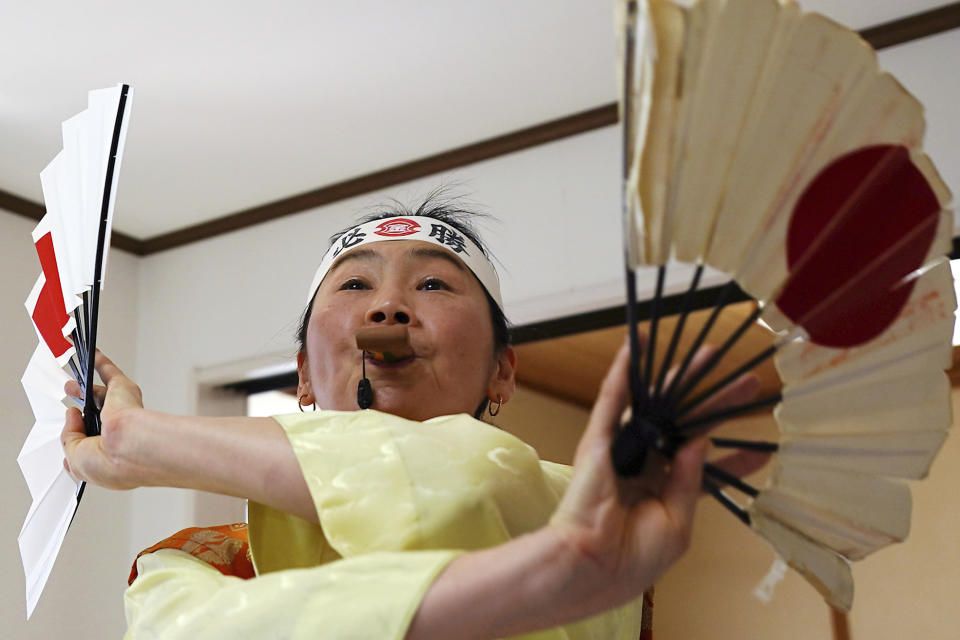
[611,0,954,611]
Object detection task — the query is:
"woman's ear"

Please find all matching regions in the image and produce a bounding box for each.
[488,346,517,405]
[296,351,315,405]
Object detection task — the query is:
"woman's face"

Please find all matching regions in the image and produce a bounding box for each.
[297,239,516,421]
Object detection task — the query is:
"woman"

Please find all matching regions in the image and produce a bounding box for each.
[62,202,760,639]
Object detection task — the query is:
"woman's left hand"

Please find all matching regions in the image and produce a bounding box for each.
[548,338,763,609]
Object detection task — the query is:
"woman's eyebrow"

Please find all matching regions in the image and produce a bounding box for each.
[328,248,381,274]
[408,247,467,271]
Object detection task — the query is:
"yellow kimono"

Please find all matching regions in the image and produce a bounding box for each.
[125,410,644,639]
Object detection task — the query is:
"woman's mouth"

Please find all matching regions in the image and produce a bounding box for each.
[357,325,413,355]
[365,351,416,368]
[356,325,416,369]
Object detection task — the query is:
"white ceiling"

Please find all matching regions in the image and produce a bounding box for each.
[0,0,955,239]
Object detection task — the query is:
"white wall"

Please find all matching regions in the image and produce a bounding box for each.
[0,211,139,639]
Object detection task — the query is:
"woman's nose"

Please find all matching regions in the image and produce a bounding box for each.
[365,297,412,325]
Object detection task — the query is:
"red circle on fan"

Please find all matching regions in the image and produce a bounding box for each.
[775,144,941,348]
[374,218,421,236]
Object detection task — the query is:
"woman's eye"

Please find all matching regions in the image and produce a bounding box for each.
[340,278,368,291]
[419,278,449,291]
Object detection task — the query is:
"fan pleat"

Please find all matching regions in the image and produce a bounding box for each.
[773,259,955,386]
[18,347,80,614]
[778,370,951,435]
[18,472,77,616]
[751,512,853,610]
[20,347,75,500]
[21,345,72,410]
[753,464,912,557]
[714,12,887,290]
[86,86,130,284]
[625,0,683,266]
[39,155,82,316]
[59,113,92,289]
[672,0,788,265]
[778,431,948,480]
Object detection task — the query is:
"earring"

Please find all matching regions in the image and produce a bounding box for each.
[488,393,503,417]
[298,394,317,412]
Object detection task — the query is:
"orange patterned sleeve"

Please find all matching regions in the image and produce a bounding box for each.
[128,523,255,585]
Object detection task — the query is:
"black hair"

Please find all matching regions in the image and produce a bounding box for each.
[296,191,511,418]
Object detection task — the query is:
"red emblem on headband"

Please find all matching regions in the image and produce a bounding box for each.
[374,218,421,237]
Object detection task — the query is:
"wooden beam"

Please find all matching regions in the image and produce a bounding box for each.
[949,346,960,385]
[860,1,960,50]
[0,188,44,220]
[0,186,146,255]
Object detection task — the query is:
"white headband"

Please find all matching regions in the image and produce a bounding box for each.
[307,216,503,310]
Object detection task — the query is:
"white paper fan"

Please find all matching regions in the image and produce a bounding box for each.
[20,83,131,617]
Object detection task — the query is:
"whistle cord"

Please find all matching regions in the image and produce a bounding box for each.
[357,351,373,409]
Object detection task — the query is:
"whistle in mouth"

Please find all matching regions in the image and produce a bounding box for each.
[355,325,413,362]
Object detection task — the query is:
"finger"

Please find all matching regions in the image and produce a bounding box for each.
[708,448,772,482]
[93,350,143,408]
[660,437,708,543]
[61,407,86,448]
[65,379,83,400]
[662,344,718,396]
[582,336,637,445]
[63,457,78,483]
[571,339,633,471]
[94,350,127,385]
[61,408,87,479]
[64,381,108,407]
[93,384,107,409]
[685,372,761,424]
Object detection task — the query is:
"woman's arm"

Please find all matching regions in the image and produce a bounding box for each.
[126,548,459,640]
[406,341,750,639]
[69,346,757,639]
[61,353,317,522]
[405,446,707,639]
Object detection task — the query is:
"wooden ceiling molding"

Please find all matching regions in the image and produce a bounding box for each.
[860,1,960,49]
[2,3,957,256]
[136,104,617,255]
[0,186,144,254]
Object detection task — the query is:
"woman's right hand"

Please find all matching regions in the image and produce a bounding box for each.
[59,351,315,519]
[62,351,147,489]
